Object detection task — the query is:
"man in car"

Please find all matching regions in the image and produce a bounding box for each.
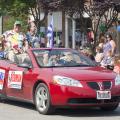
[3,20,27,62]
[59,52,76,65]
[26,21,40,48]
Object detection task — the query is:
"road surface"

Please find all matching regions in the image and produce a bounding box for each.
[0,100,120,120]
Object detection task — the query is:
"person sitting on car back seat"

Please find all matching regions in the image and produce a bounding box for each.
[113,56,120,74]
[3,20,28,62]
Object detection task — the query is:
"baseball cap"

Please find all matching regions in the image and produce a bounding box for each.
[14,20,22,26]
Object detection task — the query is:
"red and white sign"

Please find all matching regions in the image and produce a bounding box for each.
[0,69,5,90]
[8,71,23,89]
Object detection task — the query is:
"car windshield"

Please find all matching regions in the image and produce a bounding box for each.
[33,49,97,67]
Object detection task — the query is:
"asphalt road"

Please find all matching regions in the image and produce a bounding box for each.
[0,100,120,120]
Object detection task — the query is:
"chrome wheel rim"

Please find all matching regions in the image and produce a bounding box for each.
[36,87,48,112]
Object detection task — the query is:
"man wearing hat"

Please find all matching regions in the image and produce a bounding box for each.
[3,20,27,62]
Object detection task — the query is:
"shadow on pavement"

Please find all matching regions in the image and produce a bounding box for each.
[1,99,120,117]
[1,99,35,111]
[54,107,120,117]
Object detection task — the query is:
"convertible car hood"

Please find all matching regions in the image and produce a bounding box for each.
[52,66,116,81]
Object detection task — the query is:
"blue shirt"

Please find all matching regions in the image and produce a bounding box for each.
[117,26,120,32]
[26,32,40,48]
[0,51,5,58]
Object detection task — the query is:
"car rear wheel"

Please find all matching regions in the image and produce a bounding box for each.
[100,103,119,111]
[34,83,54,115]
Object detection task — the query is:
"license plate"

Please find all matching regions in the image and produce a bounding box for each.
[96,91,111,100]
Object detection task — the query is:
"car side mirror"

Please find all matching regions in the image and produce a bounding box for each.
[18,63,32,69]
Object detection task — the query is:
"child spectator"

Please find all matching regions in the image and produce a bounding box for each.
[113,56,120,74]
[113,56,120,85]
[98,36,105,49]
[95,46,104,63]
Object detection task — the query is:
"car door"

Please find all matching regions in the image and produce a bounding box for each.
[5,54,38,102]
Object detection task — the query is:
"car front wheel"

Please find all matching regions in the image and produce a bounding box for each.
[100,103,119,111]
[34,83,54,115]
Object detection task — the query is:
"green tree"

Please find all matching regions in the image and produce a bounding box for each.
[3,16,28,33]
[0,0,49,33]
[0,0,30,32]
[0,0,86,36]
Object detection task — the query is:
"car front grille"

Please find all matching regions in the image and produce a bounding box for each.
[87,82,99,90]
[103,81,112,89]
[87,81,112,90]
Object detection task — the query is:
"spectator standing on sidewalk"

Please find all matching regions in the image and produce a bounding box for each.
[100,50,114,68]
[75,30,81,49]
[40,32,46,47]
[103,34,116,56]
[87,28,94,44]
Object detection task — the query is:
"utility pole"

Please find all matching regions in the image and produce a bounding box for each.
[0,16,3,34]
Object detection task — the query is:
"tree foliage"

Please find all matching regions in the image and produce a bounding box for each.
[0,0,86,33]
[0,0,86,23]
[84,0,120,50]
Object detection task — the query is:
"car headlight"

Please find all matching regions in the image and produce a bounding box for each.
[53,75,83,87]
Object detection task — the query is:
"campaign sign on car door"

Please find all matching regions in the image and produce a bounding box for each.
[8,71,23,89]
[0,69,5,90]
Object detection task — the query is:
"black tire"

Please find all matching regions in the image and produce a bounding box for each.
[34,83,54,115]
[100,103,119,111]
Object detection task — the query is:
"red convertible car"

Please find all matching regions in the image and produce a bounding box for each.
[0,48,120,115]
